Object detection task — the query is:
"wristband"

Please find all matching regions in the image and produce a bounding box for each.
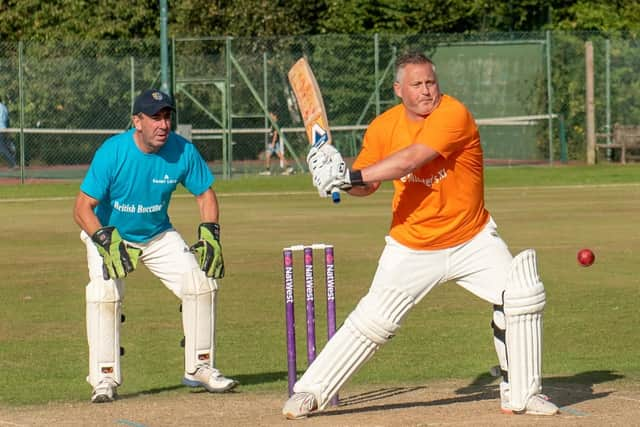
[199,222,221,241]
[349,170,365,186]
[92,226,115,248]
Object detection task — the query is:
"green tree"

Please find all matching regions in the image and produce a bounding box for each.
[0,0,160,40]
[553,1,640,33]
[2,0,640,39]
[170,0,329,37]
[320,0,557,33]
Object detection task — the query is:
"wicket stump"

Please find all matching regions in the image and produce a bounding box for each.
[283,243,338,405]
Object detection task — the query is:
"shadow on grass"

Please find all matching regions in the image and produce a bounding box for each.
[116,369,623,414]
[458,369,624,409]
[318,369,623,418]
[233,371,289,386]
[118,371,289,399]
[320,385,497,418]
[542,370,625,409]
[118,384,185,400]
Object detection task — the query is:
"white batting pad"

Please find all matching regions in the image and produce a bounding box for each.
[294,288,414,409]
[86,278,123,387]
[504,249,546,411]
[181,269,217,374]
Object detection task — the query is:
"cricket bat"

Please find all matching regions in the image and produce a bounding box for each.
[288,57,340,203]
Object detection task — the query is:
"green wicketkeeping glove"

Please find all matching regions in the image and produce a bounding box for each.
[189,222,225,279]
[92,226,142,280]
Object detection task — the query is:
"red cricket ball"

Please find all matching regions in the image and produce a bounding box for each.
[577,248,595,267]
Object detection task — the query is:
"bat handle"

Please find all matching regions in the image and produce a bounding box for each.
[331,188,341,204]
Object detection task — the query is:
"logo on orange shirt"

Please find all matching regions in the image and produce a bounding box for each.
[399,168,447,188]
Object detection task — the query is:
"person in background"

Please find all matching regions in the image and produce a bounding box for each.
[0,98,17,169]
[261,111,293,175]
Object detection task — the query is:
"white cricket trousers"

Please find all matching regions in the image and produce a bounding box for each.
[373,217,513,306]
[81,228,200,298]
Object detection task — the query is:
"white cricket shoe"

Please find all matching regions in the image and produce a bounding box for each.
[282,392,318,419]
[182,365,238,393]
[281,167,295,176]
[91,378,118,403]
[500,382,559,415]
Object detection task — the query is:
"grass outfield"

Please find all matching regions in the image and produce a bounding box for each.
[1,164,639,407]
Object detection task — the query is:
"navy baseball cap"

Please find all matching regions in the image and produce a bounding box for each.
[132,89,175,116]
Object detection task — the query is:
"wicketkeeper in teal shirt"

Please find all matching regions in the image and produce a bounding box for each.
[73,89,238,403]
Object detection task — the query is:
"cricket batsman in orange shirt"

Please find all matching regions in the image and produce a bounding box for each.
[283,52,559,419]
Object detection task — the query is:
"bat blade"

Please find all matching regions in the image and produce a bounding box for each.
[288,58,340,203]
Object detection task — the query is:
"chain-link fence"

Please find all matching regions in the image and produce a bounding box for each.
[0,31,637,181]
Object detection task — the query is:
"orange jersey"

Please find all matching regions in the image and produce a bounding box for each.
[353,94,489,250]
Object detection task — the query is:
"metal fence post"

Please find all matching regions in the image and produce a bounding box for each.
[546,30,554,165]
[585,41,596,165]
[18,40,25,183]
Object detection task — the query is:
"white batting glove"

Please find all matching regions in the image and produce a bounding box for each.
[307,144,347,197]
[318,164,352,196]
[306,143,337,174]
[310,162,335,197]
[314,152,351,197]
[314,160,349,194]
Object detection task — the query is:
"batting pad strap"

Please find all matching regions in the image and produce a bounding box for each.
[492,305,506,330]
[492,305,506,343]
[491,305,509,382]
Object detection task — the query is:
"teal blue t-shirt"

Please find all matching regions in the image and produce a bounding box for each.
[80,129,214,243]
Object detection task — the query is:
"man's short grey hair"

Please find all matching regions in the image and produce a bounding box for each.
[394,52,435,82]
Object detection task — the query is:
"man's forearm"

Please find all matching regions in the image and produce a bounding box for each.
[196,188,219,223]
[358,143,440,183]
[347,182,379,197]
[76,213,103,236]
[73,192,103,235]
